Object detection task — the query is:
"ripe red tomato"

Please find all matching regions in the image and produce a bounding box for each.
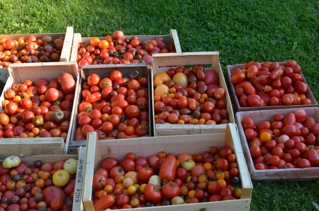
[87,73,101,87]
[125,105,140,119]
[45,88,59,102]
[161,181,181,199]
[101,157,119,171]
[109,70,123,81]
[92,173,107,190]
[137,167,154,183]
[144,183,162,203]
[241,117,255,130]
[215,158,229,171]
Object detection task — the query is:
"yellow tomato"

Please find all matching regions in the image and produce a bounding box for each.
[154,72,171,87]
[52,169,70,187]
[63,158,78,175]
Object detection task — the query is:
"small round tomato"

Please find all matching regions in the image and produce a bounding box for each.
[125,105,140,119]
[161,181,181,199]
[110,70,123,81]
[144,184,162,203]
[87,73,101,87]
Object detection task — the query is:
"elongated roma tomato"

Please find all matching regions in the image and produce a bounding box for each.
[94,194,115,210]
[159,154,177,181]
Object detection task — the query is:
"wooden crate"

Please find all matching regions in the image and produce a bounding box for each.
[0,26,73,63]
[70,29,182,63]
[82,123,253,211]
[68,63,155,150]
[0,62,80,157]
[0,146,86,210]
[226,63,318,112]
[151,52,235,136]
[236,107,319,180]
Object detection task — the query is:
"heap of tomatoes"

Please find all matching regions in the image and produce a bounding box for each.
[241,108,319,170]
[153,64,230,125]
[0,35,65,68]
[92,147,242,210]
[76,30,177,68]
[0,73,76,140]
[230,60,313,107]
[74,69,150,140]
[0,157,77,211]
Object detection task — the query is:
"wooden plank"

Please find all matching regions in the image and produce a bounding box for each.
[82,132,97,211]
[151,52,235,136]
[0,62,80,155]
[59,26,74,62]
[170,29,182,54]
[82,124,252,210]
[236,107,319,180]
[70,33,82,62]
[72,146,86,211]
[0,138,64,159]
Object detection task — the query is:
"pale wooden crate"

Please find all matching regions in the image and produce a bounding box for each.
[82,123,253,211]
[70,29,182,63]
[151,52,235,136]
[0,26,73,63]
[0,62,80,157]
[236,107,319,180]
[226,62,318,112]
[68,63,155,150]
[0,146,86,210]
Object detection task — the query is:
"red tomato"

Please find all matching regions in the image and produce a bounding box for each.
[305,149,319,166]
[246,65,258,79]
[116,193,130,207]
[283,113,296,125]
[218,146,233,158]
[207,181,221,194]
[241,117,255,130]
[92,173,107,190]
[87,73,101,87]
[250,146,262,158]
[137,167,154,183]
[94,195,115,210]
[215,158,229,171]
[110,70,123,81]
[161,181,181,199]
[159,154,177,181]
[125,105,140,119]
[296,158,311,168]
[101,157,119,171]
[247,94,264,107]
[144,184,162,203]
[231,71,245,85]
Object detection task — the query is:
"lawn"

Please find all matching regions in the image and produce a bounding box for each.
[1,0,319,210]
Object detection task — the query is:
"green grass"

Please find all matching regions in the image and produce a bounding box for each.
[1,0,319,210]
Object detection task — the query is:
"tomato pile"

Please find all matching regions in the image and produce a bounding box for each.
[74,69,150,140]
[241,108,319,170]
[76,30,176,68]
[0,156,78,211]
[92,147,242,210]
[153,64,230,125]
[230,60,313,107]
[0,35,65,68]
[0,73,76,140]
